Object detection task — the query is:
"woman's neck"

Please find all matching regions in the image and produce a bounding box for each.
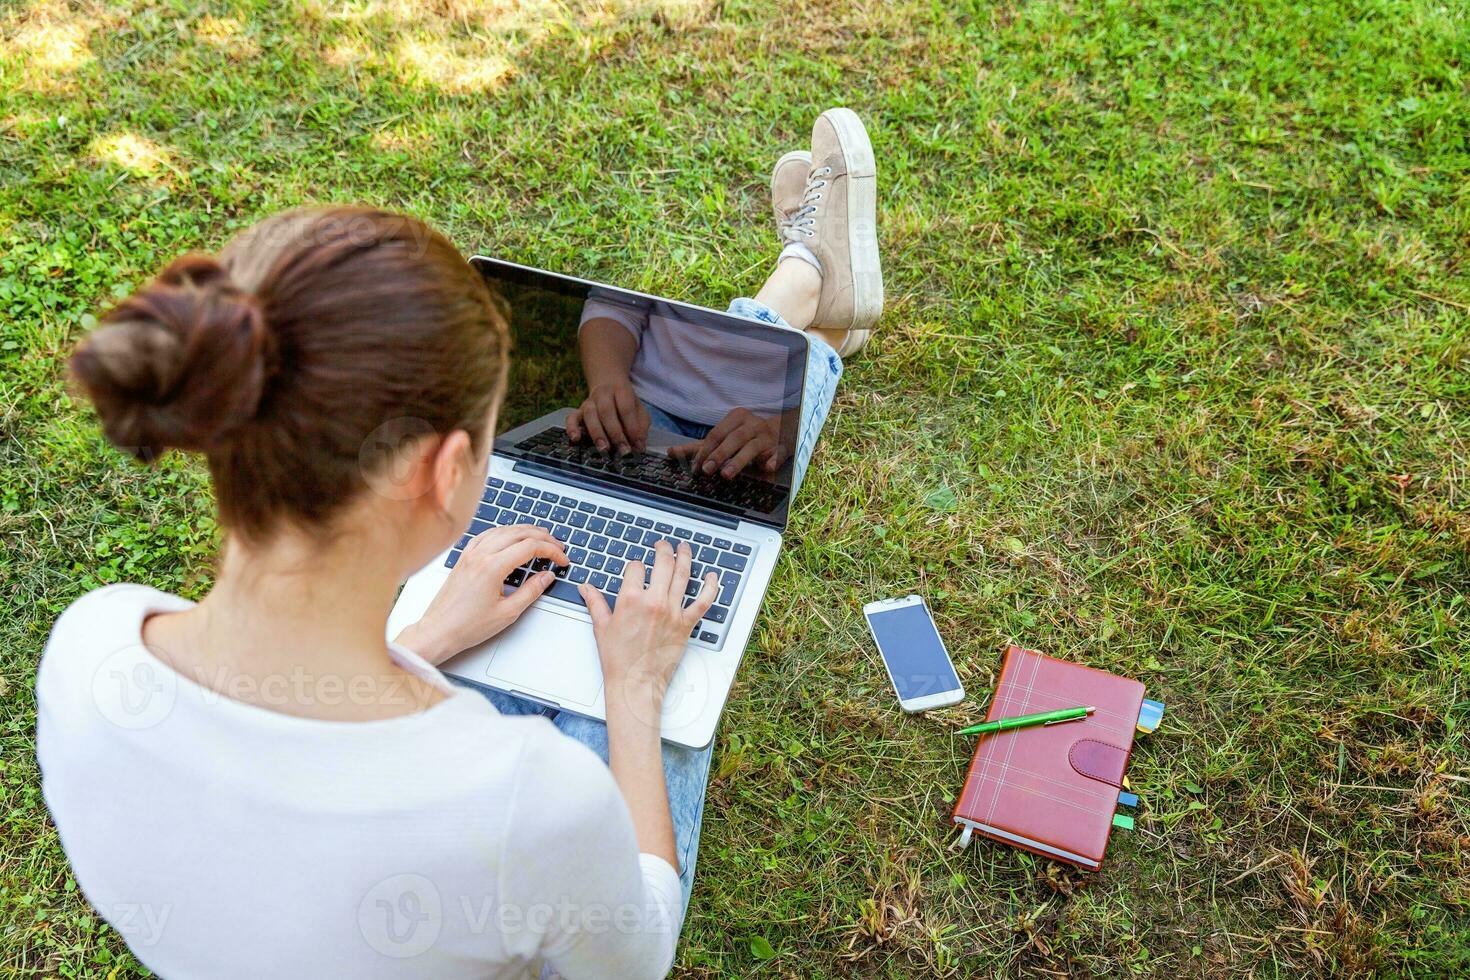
[142,527,445,721]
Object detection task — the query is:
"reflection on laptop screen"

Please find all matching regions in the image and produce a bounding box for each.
[473,258,808,527]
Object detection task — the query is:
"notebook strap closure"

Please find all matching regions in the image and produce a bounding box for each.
[1068,738,1129,787]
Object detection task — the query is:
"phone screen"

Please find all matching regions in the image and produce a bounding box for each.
[867,601,960,701]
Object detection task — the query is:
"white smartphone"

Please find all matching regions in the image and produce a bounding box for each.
[863,595,965,713]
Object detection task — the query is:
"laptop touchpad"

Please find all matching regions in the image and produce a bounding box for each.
[483,608,603,708]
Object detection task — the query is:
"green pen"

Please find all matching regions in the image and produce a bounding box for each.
[958,705,1095,736]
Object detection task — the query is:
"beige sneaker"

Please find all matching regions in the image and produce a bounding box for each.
[771,149,812,239]
[782,108,882,356]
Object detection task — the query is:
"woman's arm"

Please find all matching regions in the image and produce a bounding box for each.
[601,673,678,866]
[581,541,717,869]
[578,317,639,390]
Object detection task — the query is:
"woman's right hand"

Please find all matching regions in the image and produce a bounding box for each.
[397,525,568,665]
[579,541,717,703]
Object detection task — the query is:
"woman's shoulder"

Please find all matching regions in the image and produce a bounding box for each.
[57,581,187,617]
[48,584,187,652]
[40,584,186,684]
[70,582,177,605]
[35,585,191,747]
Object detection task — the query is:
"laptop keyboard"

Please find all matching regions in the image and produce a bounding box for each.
[444,477,754,648]
[514,426,786,514]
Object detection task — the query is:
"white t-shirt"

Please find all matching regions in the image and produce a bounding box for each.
[579,292,801,426]
[35,584,682,979]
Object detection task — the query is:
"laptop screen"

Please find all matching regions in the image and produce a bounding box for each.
[473,257,808,529]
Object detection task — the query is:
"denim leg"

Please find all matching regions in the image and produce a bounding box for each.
[641,401,713,441]
[725,298,842,497]
[549,712,712,922]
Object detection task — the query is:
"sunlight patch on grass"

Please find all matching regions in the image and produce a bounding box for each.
[299,0,734,96]
[302,1,582,93]
[8,20,90,71]
[88,132,181,181]
[323,38,369,67]
[0,0,135,93]
[187,14,260,59]
[393,37,514,94]
[311,0,563,33]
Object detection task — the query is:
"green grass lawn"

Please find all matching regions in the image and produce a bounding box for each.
[3,0,1468,975]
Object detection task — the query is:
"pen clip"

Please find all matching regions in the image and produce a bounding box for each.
[1044,714,1086,726]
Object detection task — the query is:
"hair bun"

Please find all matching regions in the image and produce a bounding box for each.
[70,254,274,461]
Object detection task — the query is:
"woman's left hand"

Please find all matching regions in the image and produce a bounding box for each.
[396,525,569,665]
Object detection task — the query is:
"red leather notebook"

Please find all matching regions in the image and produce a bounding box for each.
[952,646,1145,870]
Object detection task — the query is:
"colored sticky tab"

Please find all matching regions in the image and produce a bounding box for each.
[1118,790,1139,808]
[1136,699,1165,733]
[1122,775,1132,790]
[1112,813,1135,830]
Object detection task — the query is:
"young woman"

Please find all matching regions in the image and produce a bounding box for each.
[37,109,881,978]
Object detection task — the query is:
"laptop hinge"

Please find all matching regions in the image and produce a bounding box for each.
[512,460,743,529]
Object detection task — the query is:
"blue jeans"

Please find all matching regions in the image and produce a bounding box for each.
[467,298,841,919]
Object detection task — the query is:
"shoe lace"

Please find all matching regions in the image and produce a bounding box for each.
[779,166,833,243]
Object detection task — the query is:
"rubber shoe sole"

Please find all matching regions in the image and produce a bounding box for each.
[819,108,882,334]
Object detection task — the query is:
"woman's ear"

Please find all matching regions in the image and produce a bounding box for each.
[427,429,474,517]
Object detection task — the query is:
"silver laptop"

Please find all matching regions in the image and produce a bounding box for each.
[387,257,809,748]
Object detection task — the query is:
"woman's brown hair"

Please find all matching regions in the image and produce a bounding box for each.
[69,206,508,539]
